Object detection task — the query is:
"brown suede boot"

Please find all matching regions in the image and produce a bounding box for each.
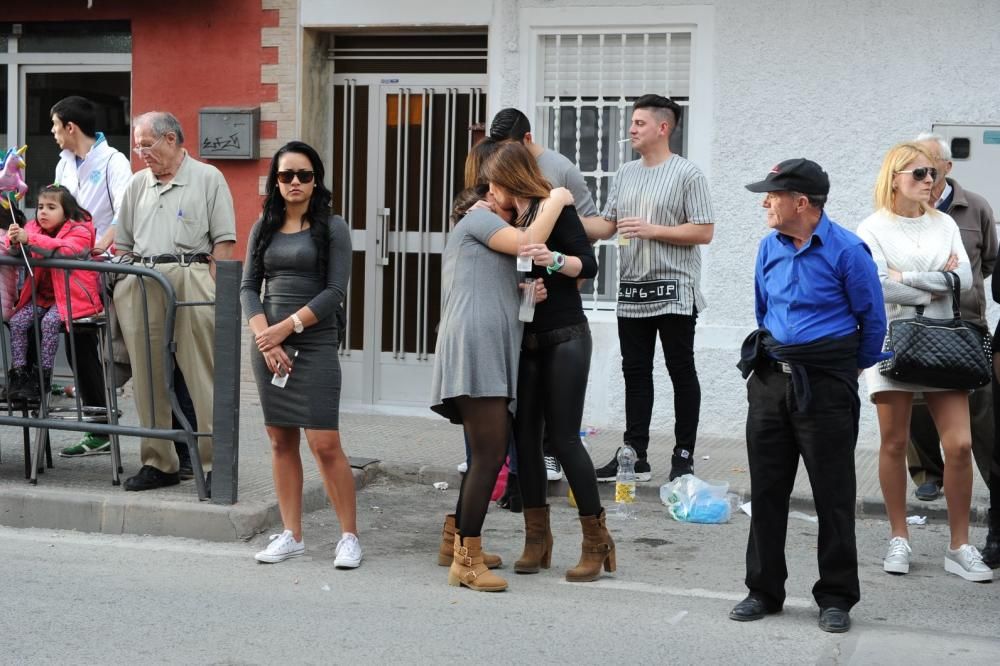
[566,508,616,582]
[515,505,553,574]
[438,514,502,568]
[448,533,508,592]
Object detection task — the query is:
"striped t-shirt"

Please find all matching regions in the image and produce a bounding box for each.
[602,154,714,318]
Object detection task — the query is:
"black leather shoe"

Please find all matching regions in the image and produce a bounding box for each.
[124,465,180,491]
[729,596,780,622]
[982,524,1000,569]
[818,607,851,633]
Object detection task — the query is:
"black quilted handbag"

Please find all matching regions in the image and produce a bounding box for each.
[878,272,992,390]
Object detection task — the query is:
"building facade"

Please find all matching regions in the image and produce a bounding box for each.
[5,0,1000,441]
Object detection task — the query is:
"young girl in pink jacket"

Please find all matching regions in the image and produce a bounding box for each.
[5,185,102,402]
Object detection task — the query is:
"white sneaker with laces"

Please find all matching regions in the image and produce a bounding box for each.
[457,462,468,473]
[544,455,563,481]
[255,529,304,563]
[883,536,911,574]
[334,532,363,569]
[944,544,993,582]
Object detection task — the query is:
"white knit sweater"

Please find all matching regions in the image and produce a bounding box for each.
[856,208,972,398]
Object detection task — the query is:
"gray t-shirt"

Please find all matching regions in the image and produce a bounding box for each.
[536,148,599,218]
[430,209,523,423]
[603,154,714,318]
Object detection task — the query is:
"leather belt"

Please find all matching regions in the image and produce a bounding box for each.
[139,253,211,267]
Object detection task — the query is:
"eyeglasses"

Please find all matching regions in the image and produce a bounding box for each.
[896,167,938,182]
[276,170,315,184]
[132,135,166,156]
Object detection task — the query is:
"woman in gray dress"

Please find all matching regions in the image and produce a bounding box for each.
[240,141,361,569]
[431,167,573,592]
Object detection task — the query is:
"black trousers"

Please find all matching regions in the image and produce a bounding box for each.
[62,329,108,423]
[744,365,860,611]
[515,329,600,516]
[618,313,700,460]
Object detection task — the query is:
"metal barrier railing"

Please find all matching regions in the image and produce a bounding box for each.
[0,253,241,504]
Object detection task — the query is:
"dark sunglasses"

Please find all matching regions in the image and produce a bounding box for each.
[276,170,315,184]
[896,167,938,182]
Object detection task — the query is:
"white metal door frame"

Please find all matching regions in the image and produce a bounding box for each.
[332,72,486,404]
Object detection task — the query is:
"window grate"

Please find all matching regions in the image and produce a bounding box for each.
[535,31,693,310]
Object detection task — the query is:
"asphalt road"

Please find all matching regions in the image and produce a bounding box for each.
[4,477,998,664]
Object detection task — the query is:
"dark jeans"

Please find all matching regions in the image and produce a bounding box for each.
[63,328,108,424]
[514,329,600,516]
[907,384,993,487]
[618,313,700,460]
[172,365,198,466]
[744,365,860,611]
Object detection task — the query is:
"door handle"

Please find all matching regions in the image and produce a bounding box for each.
[376,207,390,266]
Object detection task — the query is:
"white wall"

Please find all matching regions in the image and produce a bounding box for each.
[497,0,1000,442]
[301,0,493,26]
[297,0,1000,443]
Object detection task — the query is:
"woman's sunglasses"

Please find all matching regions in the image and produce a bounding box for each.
[276,170,315,184]
[896,167,938,182]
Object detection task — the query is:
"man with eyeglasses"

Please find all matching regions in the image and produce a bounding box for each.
[113,111,236,492]
[905,133,999,567]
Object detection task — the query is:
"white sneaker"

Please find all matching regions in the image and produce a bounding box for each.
[944,544,993,582]
[255,530,304,563]
[544,455,563,481]
[457,462,468,473]
[334,532,363,569]
[883,536,911,574]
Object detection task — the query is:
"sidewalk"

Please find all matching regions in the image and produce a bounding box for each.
[0,380,990,541]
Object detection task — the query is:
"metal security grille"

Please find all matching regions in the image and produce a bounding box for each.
[535,32,693,309]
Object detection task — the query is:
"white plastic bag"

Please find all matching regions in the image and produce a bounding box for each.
[660,474,731,524]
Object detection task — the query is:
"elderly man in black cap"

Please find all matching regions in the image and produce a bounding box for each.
[731,159,889,633]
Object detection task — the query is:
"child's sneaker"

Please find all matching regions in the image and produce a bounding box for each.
[60,434,111,457]
[254,530,304,563]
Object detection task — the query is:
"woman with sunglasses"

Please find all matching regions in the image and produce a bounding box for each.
[858,141,992,582]
[241,141,362,569]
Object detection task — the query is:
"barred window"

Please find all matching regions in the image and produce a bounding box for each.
[534,31,693,309]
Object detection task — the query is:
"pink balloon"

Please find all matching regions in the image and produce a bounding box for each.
[0,145,28,210]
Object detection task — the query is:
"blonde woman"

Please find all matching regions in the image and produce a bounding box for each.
[857,142,992,582]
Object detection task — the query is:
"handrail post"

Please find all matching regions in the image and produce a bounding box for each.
[210,260,242,505]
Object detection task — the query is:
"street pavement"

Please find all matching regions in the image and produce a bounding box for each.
[0,378,990,540]
[2,477,997,665]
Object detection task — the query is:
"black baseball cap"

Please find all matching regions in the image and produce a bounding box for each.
[745,158,830,196]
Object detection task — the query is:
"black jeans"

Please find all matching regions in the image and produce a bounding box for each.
[515,326,600,516]
[618,313,700,460]
[744,364,860,611]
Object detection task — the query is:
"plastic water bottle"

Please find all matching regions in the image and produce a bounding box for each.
[567,431,590,508]
[612,444,638,519]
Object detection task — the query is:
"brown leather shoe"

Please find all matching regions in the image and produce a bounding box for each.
[438,514,502,569]
[566,508,616,582]
[448,533,508,592]
[515,505,553,573]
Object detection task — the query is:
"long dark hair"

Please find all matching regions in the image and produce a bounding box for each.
[37,184,93,231]
[253,141,334,278]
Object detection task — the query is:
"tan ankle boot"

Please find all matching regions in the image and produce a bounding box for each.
[438,514,502,568]
[515,505,553,573]
[566,508,616,582]
[448,533,508,592]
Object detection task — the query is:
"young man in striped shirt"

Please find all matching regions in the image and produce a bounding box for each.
[588,94,715,483]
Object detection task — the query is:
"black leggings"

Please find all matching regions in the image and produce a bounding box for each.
[453,396,510,538]
[515,329,601,516]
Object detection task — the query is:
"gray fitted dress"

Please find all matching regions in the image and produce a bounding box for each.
[430,209,523,424]
[241,216,352,429]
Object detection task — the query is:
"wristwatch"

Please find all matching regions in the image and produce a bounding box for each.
[290,314,304,334]
[547,251,566,275]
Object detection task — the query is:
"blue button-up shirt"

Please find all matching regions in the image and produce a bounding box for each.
[755,213,888,369]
